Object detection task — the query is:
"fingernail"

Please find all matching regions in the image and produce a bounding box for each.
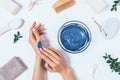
[39,48,42,51]
[37,51,40,54]
[43,48,46,50]
[32,28,36,32]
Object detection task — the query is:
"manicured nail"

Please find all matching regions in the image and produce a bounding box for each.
[43,48,47,50]
[39,48,42,51]
[37,51,40,54]
[32,28,36,32]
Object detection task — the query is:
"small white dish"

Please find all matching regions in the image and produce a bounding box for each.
[102,18,119,39]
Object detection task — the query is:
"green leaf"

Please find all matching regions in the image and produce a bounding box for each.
[111,8,114,11]
[115,69,118,72]
[13,31,23,44]
[103,56,107,59]
[111,0,120,11]
[114,1,119,3]
[106,60,111,63]
[17,31,20,35]
[105,53,107,56]
[112,4,117,7]
[115,58,118,62]
[19,36,23,38]
[115,7,117,11]
[108,55,111,58]
[14,34,17,37]
[103,53,120,75]
[118,62,120,66]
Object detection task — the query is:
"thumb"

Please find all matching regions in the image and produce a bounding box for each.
[45,63,53,72]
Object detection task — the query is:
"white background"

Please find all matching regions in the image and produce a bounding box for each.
[0,0,120,80]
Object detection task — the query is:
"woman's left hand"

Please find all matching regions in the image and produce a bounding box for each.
[29,22,46,80]
[29,21,46,55]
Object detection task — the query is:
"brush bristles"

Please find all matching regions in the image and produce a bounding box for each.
[53,0,76,13]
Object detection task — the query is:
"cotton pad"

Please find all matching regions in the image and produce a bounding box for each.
[87,0,108,13]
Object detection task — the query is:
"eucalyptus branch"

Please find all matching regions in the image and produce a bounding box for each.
[13,31,23,43]
[103,53,120,75]
[111,0,120,11]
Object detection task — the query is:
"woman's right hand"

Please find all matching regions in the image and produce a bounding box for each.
[39,48,69,73]
[39,48,76,80]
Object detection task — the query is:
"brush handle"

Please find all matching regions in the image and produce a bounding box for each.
[0,26,11,36]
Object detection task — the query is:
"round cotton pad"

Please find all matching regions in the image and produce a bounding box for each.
[102,18,119,39]
[58,21,91,54]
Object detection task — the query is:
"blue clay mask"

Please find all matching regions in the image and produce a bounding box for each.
[58,21,91,53]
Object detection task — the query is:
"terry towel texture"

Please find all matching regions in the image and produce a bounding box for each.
[0,57,27,80]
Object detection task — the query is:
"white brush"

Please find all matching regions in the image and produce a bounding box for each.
[0,18,24,36]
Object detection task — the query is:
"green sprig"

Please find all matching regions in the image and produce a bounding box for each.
[13,31,23,43]
[111,0,120,11]
[103,53,120,75]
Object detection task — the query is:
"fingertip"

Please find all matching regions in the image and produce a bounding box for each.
[39,48,43,55]
[43,48,47,50]
[30,21,36,30]
[36,24,41,29]
[33,21,36,24]
[39,48,42,51]
[32,21,36,26]
[32,28,36,32]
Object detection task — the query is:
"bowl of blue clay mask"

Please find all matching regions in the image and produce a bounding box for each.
[58,20,91,53]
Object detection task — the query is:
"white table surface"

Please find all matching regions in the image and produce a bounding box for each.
[0,0,120,80]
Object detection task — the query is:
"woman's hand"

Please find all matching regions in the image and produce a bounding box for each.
[29,22,46,80]
[39,48,68,73]
[39,48,76,80]
[29,21,46,55]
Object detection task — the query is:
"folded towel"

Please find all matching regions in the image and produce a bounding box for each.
[0,57,27,80]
